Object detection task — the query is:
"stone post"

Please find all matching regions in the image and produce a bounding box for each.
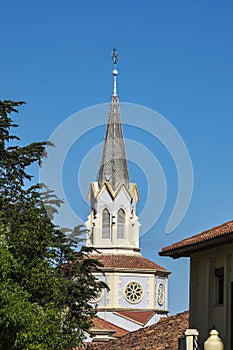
[184,329,199,350]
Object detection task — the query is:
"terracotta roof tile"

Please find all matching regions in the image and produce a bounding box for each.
[74,311,189,350]
[114,311,155,325]
[160,220,233,258]
[73,318,128,350]
[91,317,129,337]
[90,254,168,272]
[73,344,91,350]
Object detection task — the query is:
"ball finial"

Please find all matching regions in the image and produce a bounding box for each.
[112,69,118,76]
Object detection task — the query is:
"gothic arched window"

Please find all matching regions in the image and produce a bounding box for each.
[117,208,125,239]
[102,208,110,239]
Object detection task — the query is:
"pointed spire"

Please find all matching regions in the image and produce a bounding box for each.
[97,47,130,191]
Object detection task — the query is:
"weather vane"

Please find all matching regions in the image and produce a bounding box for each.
[112,46,118,66]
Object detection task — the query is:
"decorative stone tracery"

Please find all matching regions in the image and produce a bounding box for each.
[157,283,164,306]
[124,281,144,304]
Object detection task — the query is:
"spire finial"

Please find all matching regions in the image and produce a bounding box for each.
[112,45,118,96]
[112,45,118,67]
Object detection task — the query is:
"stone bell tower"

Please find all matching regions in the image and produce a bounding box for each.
[85,47,169,333]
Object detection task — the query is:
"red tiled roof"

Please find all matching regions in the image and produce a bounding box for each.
[73,318,128,350]
[90,254,168,272]
[160,220,233,258]
[74,311,189,350]
[91,317,128,337]
[74,344,91,350]
[114,311,155,326]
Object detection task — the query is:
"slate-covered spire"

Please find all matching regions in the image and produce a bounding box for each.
[98,47,130,190]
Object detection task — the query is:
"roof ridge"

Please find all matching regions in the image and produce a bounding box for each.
[184,220,233,240]
[160,220,233,257]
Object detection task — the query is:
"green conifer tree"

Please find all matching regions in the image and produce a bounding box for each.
[0,100,106,350]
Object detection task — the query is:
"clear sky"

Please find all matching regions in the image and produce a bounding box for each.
[1,1,233,315]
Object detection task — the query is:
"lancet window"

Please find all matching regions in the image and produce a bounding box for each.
[102,208,110,239]
[117,208,125,239]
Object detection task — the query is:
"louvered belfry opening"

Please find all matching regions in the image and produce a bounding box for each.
[98,95,129,191]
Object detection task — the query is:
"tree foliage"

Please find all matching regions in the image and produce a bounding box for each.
[0,100,106,350]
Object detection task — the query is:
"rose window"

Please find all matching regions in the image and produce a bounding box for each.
[124,281,143,304]
[89,289,104,304]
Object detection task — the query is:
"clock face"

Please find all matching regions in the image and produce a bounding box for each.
[157,283,164,306]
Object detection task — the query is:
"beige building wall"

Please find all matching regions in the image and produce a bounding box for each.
[189,243,233,350]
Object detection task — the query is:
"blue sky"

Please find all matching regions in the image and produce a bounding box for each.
[1,1,233,315]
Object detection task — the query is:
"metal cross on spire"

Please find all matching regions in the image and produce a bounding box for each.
[112,46,118,66]
[112,45,118,96]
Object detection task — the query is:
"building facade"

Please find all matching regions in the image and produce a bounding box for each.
[160,220,233,350]
[85,49,169,332]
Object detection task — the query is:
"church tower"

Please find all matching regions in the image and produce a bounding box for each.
[85,48,169,335]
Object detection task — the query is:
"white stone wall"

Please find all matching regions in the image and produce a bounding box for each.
[86,182,140,251]
[96,311,162,333]
[92,271,168,312]
[119,275,151,309]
